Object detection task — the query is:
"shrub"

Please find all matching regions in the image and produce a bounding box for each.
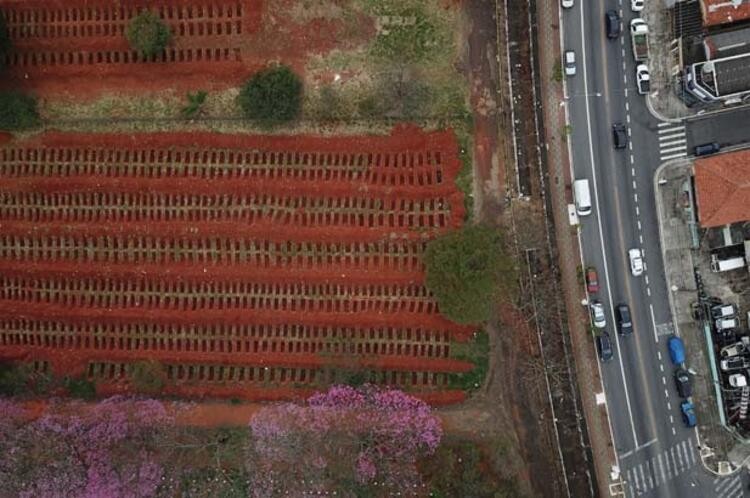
[0,92,40,131]
[64,377,97,400]
[238,65,302,125]
[180,90,208,118]
[0,362,31,396]
[126,10,171,59]
[424,225,516,324]
[128,360,166,394]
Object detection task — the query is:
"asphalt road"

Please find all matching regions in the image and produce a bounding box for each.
[686,105,750,152]
[561,1,746,497]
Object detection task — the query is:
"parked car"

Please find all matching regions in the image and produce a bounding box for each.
[668,335,685,365]
[681,401,697,427]
[591,300,607,328]
[674,368,692,398]
[605,10,621,39]
[729,373,747,388]
[635,64,650,94]
[720,337,750,358]
[711,304,737,320]
[613,122,628,149]
[631,0,644,11]
[586,266,599,293]
[564,50,577,76]
[720,357,749,371]
[694,142,720,156]
[562,0,574,7]
[628,248,644,276]
[616,304,633,335]
[597,332,614,362]
[715,318,739,331]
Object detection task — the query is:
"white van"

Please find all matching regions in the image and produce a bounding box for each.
[710,254,746,273]
[716,317,739,331]
[574,179,592,216]
[711,304,737,320]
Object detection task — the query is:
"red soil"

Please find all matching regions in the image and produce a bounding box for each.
[0,0,375,97]
[0,125,473,402]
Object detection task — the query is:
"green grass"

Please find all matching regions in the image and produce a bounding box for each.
[447,330,489,391]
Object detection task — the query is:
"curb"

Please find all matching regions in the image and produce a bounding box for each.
[646,94,685,124]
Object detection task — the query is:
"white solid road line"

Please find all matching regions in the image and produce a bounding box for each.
[579,0,639,448]
[650,304,659,343]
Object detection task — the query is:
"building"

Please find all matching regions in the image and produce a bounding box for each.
[694,149,750,227]
[700,0,750,28]
[686,52,750,102]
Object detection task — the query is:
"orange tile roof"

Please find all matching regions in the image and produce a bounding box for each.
[694,149,750,227]
[701,0,750,27]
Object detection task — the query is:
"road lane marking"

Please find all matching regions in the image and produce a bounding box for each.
[660,364,664,372]
[650,304,659,343]
[688,438,697,465]
[636,205,640,216]
[657,350,662,360]
[639,465,648,492]
[647,287,651,296]
[662,377,667,385]
[637,220,642,230]
[625,101,629,111]
[671,446,680,474]
[658,132,686,141]
[657,453,666,483]
[623,75,627,84]
[629,155,634,165]
[659,138,687,147]
[578,0,638,449]
[632,181,637,190]
[657,122,672,127]
[660,145,688,154]
[660,152,688,161]
[667,400,671,409]
[626,114,631,124]
[639,234,644,244]
[645,274,649,285]
[657,125,685,133]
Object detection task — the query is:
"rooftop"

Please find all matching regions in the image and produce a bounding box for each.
[701,0,750,27]
[695,149,750,227]
[704,25,750,59]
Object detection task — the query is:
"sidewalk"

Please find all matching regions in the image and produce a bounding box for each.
[536,2,621,496]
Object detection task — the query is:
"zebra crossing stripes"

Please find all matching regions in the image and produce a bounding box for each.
[715,473,745,498]
[657,122,687,161]
[625,438,697,496]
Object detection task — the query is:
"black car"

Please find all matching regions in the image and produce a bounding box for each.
[596,332,614,362]
[613,123,627,149]
[605,10,621,39]
[694,142,720,156]
[616,304,633,335]
[674,368,692,398]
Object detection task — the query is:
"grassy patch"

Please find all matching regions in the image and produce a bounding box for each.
[447,330,489,391]
[455,132,474,222]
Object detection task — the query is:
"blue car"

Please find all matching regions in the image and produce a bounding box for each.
[681,401,697,428]
[668,335,685,365]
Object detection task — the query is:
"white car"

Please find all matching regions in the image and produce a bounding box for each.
[564,50,576,76]
[729,373,747,388]
[562,0,574,8]
[631,0,644,11]
[628,248,644,276]
[635,64,650,94]
[591,301,607,328]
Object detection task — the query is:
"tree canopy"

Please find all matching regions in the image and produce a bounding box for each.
[125,10,171,59]
[246,384,442,496]
[424,224,515,324]
[237,65,302,125]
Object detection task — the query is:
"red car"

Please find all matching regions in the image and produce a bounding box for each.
[586,267,599,293]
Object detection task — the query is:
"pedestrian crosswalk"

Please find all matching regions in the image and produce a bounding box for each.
[625,439,697,496]
[657,122,687,162]
[715,473,745,498]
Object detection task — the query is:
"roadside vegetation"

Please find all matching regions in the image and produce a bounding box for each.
[425,225,517,324]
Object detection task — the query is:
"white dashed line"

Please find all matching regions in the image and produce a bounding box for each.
[631,166,635,175]
[626,114,631,124]
[670,415,674,423]
[667,401,671,410]
[636,206,640,217]
[629,155,635,165]
[640,234,644,244]
[632,181,637,190]
[625,102,630,112]
[647,287,651,296]
[662,377,667,386]
[657,351,662,360]
[660,363,664,372]
[623,75,627,84]
[672,427,676,435]
[645,275,649,285]
[637,220,642,231]
[628,141,633,151]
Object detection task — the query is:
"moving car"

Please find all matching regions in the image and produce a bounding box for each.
[605,10,621,39]
[674,368,692,398]
[613,122,628,149]
[631,0,644,11]
[564,50,577,76]
[628,248,644,276]
[591,300,606,328]
[596,332,614,362]
[586,267,599,293]
[562,0,574,8]
[636,64,650,94]
[668,335,685,365]
[681,401,697,427]
[729,373,748,388]
[616,304,633,335]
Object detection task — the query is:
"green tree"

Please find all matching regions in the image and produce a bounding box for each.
[424,225,515,324]
[238,65,302,126]
[0,92,40,131]
[126,10,171,60]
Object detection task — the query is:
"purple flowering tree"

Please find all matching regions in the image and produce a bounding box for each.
[0,396,170,498]
[246,385,443,497]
